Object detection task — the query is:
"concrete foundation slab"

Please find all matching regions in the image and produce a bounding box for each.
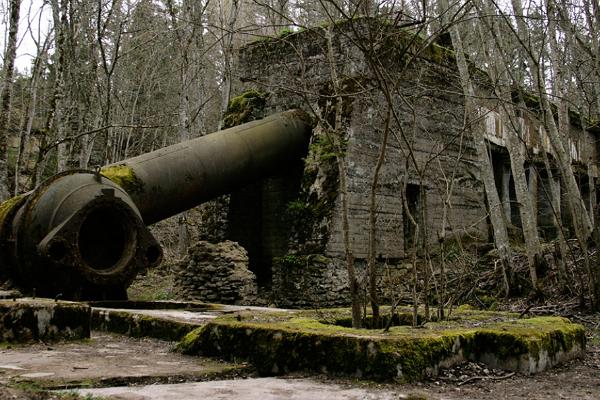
[0,298,90,343]
[178,307,586,382]
[75,377,402,400]
[0,290,21,300]
[0,332,249,389]
[90,300,293,341]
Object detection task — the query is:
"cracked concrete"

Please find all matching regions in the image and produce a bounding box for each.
[75,377,403,400]
[0,332,248,389]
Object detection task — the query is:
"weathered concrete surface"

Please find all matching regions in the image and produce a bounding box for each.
[0,332,248,389]
[0,290,21,300]
[75,377,402,400]
[178,307,586,382]
[0,298,90,343]
[91,307,219,341]
[85,302,588,382]
[91,301,294,341]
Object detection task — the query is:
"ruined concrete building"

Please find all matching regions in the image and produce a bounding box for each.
[181,20,599,307]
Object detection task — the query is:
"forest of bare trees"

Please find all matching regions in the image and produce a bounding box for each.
[0,0,599,322]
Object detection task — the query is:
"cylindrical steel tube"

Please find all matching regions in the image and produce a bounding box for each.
[101,109,312,224]
[0,171,162,299]
[0,110,311,299]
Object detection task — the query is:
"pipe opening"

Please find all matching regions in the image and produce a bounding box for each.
[79,207,134,271]
[145,245,161,264]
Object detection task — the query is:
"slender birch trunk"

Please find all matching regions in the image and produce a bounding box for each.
[218,0,240,130]
[0,0,22,200]
[448,21,514,294]
[50,0,68,173]
[14,46,48,195]
[325,27,362,327]
[473,2,543,289]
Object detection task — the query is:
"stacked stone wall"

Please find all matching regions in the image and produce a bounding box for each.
[175,241,257,305]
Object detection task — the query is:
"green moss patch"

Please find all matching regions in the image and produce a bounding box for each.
[177,308,585,382]
[222,90,268,128]
[101,164,144,194]
[0,194,26,230]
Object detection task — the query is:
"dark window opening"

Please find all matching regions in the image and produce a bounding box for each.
[577,172,591,212]
[404,184,421,254]
[508,173,522,228]
[490,148,520,229]
[536,169,558,240]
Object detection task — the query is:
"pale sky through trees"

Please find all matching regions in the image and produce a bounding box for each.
[0,0,51,74]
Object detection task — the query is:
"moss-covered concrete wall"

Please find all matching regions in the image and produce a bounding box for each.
[237,20,486,256]
[227,20,487,307]
[177,308,586,381]
[211,18,598,307]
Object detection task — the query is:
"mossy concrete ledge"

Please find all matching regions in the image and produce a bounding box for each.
[90,301,225,341]
[0,298,90,343]
[176,309,585,382]
[92,309,199,341]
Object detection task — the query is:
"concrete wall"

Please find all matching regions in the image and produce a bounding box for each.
[193,19,599,307]
[226,21,490,306]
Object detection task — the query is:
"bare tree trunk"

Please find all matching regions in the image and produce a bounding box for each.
[510,0,592,241]
[447,18,514,294]
[166,0,206,259]
[400,172,421,326]
[339,133,362,328]
[325,27,362,328]
[366,105,391,325]
[436,125,467,319]
[218,0,240,130]
[14,46,49,195]
[50,0,69,173]
[541,149,570,289]
[544,0,599,307]
[580,0,600,116]
[473,3,543,290]
[96,0,124,165]
[0,0,22,201]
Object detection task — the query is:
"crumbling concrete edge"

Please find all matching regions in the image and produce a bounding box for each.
[91,309,198,342]
[0,298,90,343]
[15,365,254,391]
[176,314,585,382]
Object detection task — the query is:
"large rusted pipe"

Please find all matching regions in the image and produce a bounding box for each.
[101,109,311,224]
[0,110,312,299]
[0,171,162,299]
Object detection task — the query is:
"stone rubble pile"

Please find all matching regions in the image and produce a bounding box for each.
[175,240,258,305]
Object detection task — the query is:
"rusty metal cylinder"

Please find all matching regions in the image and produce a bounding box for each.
[0,110,312,299]
[101,109,312,224]
[0,171,162,299]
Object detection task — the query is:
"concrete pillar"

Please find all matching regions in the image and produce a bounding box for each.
[528,165,538,221]
[501,164,512,222]
[588,175,596,225]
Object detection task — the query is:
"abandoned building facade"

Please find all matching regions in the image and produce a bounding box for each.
[176,20,600,308]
